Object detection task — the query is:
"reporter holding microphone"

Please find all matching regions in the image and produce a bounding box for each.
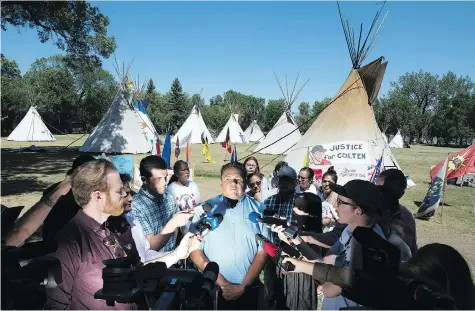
[189,162,270,310]
[279,180,388,310]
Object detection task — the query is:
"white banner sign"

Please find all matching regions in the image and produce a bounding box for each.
[308,141,370,165]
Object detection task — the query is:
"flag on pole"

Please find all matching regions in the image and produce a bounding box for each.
[185,143,190,163]
[202,136,215,163]
[370,153,384,184]
[156,138,161,157]
[430,144,475,181]
[162,130,172,169]
[221,128,232,153]
[302,147,310,167]
[174,137,180,158]
[230,145,237,163]
[415,157,449,219]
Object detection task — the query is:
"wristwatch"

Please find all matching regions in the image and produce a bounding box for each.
[239,283,248,291]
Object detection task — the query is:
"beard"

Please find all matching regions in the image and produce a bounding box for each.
[103,193,124,216]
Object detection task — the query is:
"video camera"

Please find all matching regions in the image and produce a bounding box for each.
[309,226,458,310]
[1,244,62,310]
[94,253,220,310]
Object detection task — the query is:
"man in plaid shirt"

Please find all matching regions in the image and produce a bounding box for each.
[263,165,298,309]
[131,156,192,261]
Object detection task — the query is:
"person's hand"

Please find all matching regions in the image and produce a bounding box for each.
[171,211,193,228]
[282,257,314,275]
[54,176,72,197]
[222,284,245,300]
[175,232,203,260]
[322,218,331,226]
[270,224,289,243]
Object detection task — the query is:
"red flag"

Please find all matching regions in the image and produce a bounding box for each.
[430,144,475,180]
[185,143,190,163]
[221,128,232,153]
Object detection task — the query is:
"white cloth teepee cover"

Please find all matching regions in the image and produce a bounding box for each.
[216,114,246,144]
[7,106,56,141]
[173,105,214,145]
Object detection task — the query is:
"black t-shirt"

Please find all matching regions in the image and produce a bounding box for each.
[42,183,82,253]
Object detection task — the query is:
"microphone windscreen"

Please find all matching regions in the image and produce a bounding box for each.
[248,212,260,224]
[264,242,279,258]
[204,261,219,276]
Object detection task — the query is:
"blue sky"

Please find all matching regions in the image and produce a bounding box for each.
[2,1,474,112]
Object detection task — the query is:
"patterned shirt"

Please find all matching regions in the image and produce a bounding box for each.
[264,193,297,244]
[131,188,179,252]
[189,194,270,284]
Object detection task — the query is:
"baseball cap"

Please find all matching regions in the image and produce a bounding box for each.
[294,192,322,216]
[330,179,384,216]
[311,145,327,153]
[277,166,297,179]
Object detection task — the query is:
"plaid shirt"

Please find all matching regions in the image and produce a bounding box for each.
[131,188,179,252]
[264,193,297,244]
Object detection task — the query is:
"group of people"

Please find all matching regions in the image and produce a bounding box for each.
[5,154,475,310]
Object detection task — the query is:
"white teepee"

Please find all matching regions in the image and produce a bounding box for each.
[243,120,265,143]
[254,111,301,155]
[216,114,246,144]
[80,64,155,154]
[7,106,56,142]
[254,72,307,155]
[389,130,404,148]
[172,105,214,146]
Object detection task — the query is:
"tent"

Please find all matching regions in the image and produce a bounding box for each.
[80,73,156,154]
[172,105,214,146]
[254,73,307,155]
[243,120,265,143]
[134,100,159,145]
[7,106,56,142]
[254,110,302,155]
[389,130,404,148]
[284,3,413,185]
[216,114,246,144]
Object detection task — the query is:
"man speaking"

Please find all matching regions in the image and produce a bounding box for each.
[190,162,269,310]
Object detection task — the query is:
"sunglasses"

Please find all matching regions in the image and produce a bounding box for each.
[101,224,127,259]
[250,181,261,187]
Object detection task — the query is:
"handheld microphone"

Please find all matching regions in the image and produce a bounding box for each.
[191,203,212,219]
[283,226,321,260]
[248,212,288,227]
[196,213,223,236]
[201,262,219,295]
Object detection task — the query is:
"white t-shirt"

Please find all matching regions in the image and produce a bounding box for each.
[295,184,318,195]
[125,213,169,262]
[166,181,201,210]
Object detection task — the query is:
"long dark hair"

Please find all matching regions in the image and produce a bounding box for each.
[243,156,260,174]
[168,160,188,185]
[322,166,338,183]
[408,243,475,310]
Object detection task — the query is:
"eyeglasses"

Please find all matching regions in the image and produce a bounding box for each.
[250,181,261,187]
[322,180,333,184]
[337,198,357,208]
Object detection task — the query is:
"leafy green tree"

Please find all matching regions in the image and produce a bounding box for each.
[264,99,286,132]
[147,92,170,134]
[1,1,116,68]
[201,104,229,136]
[312,97,331,116]
[1,54,21,79]
[296,101,312,134]
[210,95,224,106]
[190,93,205,108]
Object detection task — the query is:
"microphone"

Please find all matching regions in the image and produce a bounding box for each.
[248,212,288,227]
[255,234,295,272]
[201,262,219,295]
[196,213,223,236]
[191,203,212,219]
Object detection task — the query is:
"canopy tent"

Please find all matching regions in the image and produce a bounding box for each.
[216,114,246,144]
[243,120,265,143]
[80,64,156,154]
[172,105,214,146]
[389,130,404,148]
[284,3,413,185]
[7,106,56,142]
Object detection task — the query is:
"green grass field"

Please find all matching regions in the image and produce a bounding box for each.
[1,134,475,271]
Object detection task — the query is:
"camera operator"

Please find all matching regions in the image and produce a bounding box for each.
[131,156,193,261]
[281,179,387,310]
[189,162,270,310]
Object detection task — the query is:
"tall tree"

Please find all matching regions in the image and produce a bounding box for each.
[168,78,189,133]
[1,54,21,79]
[210,95,224,106]
[312,97,332,116]
[296,101,312,134]
[264,99,286,132]
[146,78,156,95]
[190,93,205,108]
[1,1,116,68]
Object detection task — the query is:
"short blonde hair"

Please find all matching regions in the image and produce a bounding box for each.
[71,159,117,206]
